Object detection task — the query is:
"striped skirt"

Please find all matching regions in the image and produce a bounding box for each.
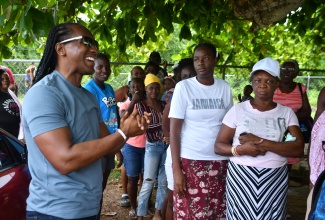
[226,161,288,220]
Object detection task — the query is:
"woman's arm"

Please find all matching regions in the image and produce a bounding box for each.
[214,124,235,156]
[162,101,171,143]
[215,124,266,157]
[114,85,129,103]
[170,118,186,196]
[255,125,304,157]
[296,87,312,121]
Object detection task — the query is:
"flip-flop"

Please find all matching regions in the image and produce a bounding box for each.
[104,211,117,216]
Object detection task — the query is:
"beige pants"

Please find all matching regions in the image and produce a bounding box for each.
[305,187,314,220]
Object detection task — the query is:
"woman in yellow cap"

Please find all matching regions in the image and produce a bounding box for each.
[136,73,167,220]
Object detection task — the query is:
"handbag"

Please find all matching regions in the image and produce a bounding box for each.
[297,83,313,143]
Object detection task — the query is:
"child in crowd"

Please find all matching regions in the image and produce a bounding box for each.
[164,88,174,103]
[120,78,147,219]
[161,76,175,101]
[238,84,253,102]
[116,66,146,208]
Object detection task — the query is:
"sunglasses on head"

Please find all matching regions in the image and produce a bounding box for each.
[59,36,99,50]
[280,67,295,72]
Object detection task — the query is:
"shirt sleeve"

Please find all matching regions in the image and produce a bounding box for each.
[226,84,234,112]
[83,81,97,98]
[23,85,67,138]
[287,107,299,127]
[222,105,237,129]
[120,101,130,111]
[168,81,187,119]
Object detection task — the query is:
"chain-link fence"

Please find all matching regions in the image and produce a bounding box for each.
[3,60,325,115]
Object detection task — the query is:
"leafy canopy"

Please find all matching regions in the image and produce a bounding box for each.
[0,0,324,74]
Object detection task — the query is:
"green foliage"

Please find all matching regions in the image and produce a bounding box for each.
[0,0,324,73]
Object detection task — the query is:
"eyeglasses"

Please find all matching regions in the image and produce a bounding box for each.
[59,36,99,50]
[280,67,295,72]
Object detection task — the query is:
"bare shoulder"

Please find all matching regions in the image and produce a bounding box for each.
[114,85,128,102]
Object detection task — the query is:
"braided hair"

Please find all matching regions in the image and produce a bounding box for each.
[33,22,83,85]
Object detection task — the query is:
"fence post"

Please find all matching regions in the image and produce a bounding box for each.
[307,72,311,91]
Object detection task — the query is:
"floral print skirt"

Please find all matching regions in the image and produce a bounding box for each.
[173,158,228,220]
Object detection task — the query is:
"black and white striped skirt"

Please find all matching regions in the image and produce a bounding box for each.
[226,161,288,220]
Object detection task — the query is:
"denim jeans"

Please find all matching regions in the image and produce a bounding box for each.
[137,140,167,216]
[26,211,98,220]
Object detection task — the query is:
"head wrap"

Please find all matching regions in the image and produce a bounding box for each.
[144,73,161,87]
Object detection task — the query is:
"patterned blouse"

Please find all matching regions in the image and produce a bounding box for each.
[136,101,165,143]
[309,111,325,185]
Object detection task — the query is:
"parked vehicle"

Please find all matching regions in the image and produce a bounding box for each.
[0,129,30,220]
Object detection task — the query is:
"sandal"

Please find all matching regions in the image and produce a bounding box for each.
[104,211,117,216]
[120,195,131,207]
[129,209,137,219]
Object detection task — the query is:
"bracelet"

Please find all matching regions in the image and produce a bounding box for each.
[117,129,127,141]
[231,145,240,156]
[234,146,240,156]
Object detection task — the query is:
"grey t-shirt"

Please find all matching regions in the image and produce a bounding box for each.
[23,70,103,218]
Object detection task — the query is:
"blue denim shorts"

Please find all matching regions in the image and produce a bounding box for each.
[121,143,145,177]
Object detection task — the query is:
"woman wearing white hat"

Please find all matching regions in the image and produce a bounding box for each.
[215,57,304,220]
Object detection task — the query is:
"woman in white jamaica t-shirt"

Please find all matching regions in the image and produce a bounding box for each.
[169,43,233,219]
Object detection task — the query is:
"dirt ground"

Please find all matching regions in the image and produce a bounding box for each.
[99,178,310,220]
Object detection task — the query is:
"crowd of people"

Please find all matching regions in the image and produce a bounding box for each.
[0,22,324,220]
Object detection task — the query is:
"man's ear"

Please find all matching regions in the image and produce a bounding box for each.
[55,43,66,56]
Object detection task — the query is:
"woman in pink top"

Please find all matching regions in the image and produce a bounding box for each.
[273,59,311,185]
[215,58,304,220]
[120,78,147,218]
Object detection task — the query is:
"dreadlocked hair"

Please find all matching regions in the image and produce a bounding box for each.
[33,22,83,86]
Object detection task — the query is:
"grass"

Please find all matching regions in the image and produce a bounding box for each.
[108,167,122,185]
